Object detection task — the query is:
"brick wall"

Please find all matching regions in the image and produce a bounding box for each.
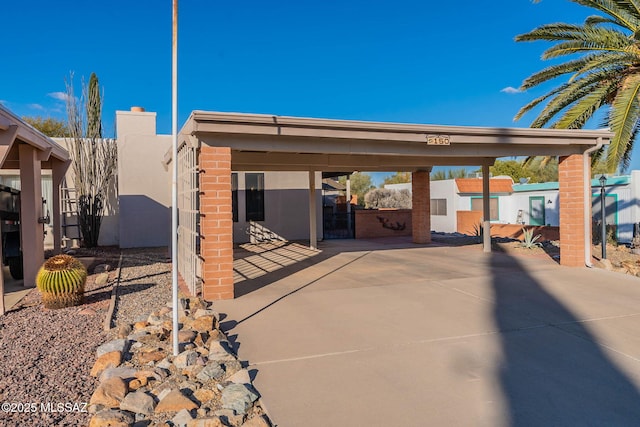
[199,146,234,300]
[355,209,412,238]
[457,211,559,240]
[457,211,484,235]
[559,154,587,266]
[412,170,431,243]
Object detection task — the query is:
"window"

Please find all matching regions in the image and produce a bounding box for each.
[430,199,447,216]
[245,173,265,221]
[231,173,238,222]
[471,197,499,221]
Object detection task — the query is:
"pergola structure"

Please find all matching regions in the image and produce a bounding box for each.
[0,106,70,314]
[178,111,612,301]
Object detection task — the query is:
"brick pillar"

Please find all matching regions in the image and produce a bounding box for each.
[559,154,587,267]
[412,170,431,244]
[199,146,234,300]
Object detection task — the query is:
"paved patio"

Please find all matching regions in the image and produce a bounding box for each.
[216,238,640,426]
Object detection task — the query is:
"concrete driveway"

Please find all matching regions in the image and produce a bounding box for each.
[216,238,640,426]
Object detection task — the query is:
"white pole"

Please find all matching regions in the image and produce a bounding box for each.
[171,0,179,356]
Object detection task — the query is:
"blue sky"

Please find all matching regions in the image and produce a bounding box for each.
[1,0,638,183]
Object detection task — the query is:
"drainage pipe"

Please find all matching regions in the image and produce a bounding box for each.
[583,137,604,267]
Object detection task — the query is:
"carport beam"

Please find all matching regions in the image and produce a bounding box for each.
[482,164,491,253]
[309,171,317,249]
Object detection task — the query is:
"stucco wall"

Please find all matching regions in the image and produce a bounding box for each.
[116,111,171,248]
[232,171,322,244]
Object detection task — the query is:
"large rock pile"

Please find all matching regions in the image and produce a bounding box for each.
[88,298,270,427]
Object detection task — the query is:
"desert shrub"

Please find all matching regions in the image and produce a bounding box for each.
[364,189,412,209]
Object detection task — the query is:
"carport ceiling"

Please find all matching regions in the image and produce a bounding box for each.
[181,111,612,172]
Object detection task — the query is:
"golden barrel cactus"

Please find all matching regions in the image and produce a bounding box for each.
[36,255,87,309]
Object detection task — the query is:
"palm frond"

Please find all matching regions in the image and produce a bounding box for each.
[527,70,615,127]
[572,0,640,30]
[606,72,640,170]
[585,14,620,26]
[541,28,634,59]
[551,81,615,128]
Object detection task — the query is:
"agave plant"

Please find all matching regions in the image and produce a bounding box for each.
[36,255,87,309]
[516,0,640,172]
[521,228,543,249]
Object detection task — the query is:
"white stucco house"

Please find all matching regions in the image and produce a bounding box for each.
[386,171,640,243]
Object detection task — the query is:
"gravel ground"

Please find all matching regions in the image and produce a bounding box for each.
[0,260,113,426]
[0,247,172,427]
[112,247,172,327]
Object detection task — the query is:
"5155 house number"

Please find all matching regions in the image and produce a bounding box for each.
[426,135,450,145]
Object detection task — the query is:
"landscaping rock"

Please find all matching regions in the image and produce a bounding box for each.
[89,377,128,408]
[90,351,122,377]
[95,272,110,286]
[241,415,271,427]
[227,368,251,385]
[179,329,197,343]
[93,263,112,274]
[173,408,195,427]
[193,309,218,319]
[187,417,225,427]
[197,362,225,382]
[191,315,216,332]
[215,409,245,427]
[116,324,133,339]
[138,348,166,364]
[89,409,135,427]
[221,384,259,415]
[174,349,199,369]
[100,366,138,382]
[193,388,216,405]
[155,389,199,413]
[120,390,156,415]
[96,339,130,358]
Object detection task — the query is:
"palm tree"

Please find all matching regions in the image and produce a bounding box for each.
[515,0,640,172]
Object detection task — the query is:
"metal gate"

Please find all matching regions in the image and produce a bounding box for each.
[177,142,201,295]
[323,211,355,239]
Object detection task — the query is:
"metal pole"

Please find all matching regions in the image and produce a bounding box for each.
[346,175,352,237]
[600,175,607,260]
[171,0,179,356]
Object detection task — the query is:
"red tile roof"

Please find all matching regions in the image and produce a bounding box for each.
[455,178,513,194]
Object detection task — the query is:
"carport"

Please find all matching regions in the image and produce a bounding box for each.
[0,106,71,314]
[177,111,612,301]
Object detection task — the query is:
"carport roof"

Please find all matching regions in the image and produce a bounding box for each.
[180,111,612,172]
[0,105,70,168]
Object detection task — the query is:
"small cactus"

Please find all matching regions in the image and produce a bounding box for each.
[36,255,87,309]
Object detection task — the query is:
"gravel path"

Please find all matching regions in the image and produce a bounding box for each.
[112,247,172,327]
[0,247,172,426]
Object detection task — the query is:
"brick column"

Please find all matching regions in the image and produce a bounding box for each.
[559,154,587,267]
[199,146,234,300]
[412,170,431,244]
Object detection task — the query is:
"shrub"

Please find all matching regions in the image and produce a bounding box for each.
[520,228,542,249]
[364,188,412,209]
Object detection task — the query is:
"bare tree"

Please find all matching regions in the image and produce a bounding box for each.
[64,73,117,247]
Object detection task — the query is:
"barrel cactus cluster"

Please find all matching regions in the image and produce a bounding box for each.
[36,254,87,309]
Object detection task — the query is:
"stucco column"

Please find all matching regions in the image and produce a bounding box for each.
[482,164,491,253]
[308,171,317,249]
[559,154,587,266]
[199,146,234,300]
[19,144,44,287]
[412,169,432,244]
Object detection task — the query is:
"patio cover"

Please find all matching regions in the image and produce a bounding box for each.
[175,111,613,300]
[0,105,71,313]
